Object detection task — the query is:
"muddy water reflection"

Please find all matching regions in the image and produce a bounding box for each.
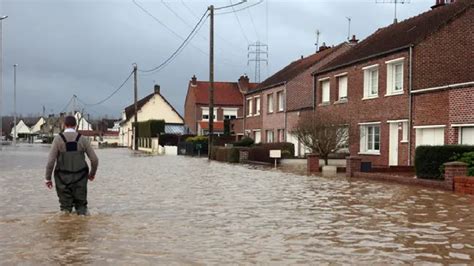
[1,145,474,264]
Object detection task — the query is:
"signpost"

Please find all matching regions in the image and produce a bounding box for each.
[270,149,281,169]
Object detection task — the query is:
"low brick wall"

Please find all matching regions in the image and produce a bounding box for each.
[454,176,474,195]
[353,172,451,191]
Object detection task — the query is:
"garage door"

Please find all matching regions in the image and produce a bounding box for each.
[461,127,474,145]
[416,127,445,146]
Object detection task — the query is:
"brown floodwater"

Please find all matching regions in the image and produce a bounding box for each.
[1,144,474,264]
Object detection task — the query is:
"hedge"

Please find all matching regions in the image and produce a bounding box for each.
[248,142,295,163]
[133,120,165,138]
[214,147,240,163]
[415,145,474,179]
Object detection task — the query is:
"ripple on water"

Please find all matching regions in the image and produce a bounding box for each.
[1,146,474,264]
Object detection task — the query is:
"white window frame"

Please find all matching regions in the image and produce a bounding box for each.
[386,58,404,96]
[459,127,474,145]
[363,65,379,99]
[338,75,348,101]
[201,107,215,121]
[415,125,445,147]
[266,130,274,143]
[223,108,238,120]
[246,98,253,117]
[359,122,381,155]
[321,80,330,103]
[253,129,261,143]
[267,94,274,113]
[277,91,284,112]
[254,96,261,116]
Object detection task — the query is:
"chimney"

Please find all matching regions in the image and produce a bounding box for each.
[318,42,329,52]
[191,75,197,86]
[238,74,250,93]
[154,84,160,94]
[349,35,359,45]
[432,0,455,9]
[300,55,304,59]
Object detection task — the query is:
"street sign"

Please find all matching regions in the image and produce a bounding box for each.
[270,150,281,158]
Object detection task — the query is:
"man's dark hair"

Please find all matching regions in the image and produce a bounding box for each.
[64,116,77,127]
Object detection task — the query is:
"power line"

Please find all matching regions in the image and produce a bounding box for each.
[80,71,134,106]
[216,0,264,16]
[247,6,260,41]
[228,0,250,44]
[138,8,209,73]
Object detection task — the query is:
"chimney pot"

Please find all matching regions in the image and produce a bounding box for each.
[318,42,330,52]
[349,35,359,44]
[191,75,197,86]
[154,84,160,94]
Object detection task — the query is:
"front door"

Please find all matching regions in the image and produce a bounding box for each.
[389,123,399,166]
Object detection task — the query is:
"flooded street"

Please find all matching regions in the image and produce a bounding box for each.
[1,145,474,264]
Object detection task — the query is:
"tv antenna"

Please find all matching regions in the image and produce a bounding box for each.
[315,30,321,52]
[346,17,351,41]
[376,0,411,24]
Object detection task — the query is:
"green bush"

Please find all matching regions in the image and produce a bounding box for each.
[233,137,254,147]
[214,147,239,163]
[415,145,474,179]
[133,120,165,138]
[248,142,295,163]
[451,151,474,176]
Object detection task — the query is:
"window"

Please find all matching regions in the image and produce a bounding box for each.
[415,126,445,146]
[337,127,349,150]
[255,97,261,115]
[266,130,274,143]
[363,66,379,98]
[338,76,348,101]
[246,98,253,117]
[223,108,238,120]
[267,94,274,113]
[360,124,380,154]
[460,127,474,145]
[277,129,285,142]
[277,91,284,111]
[201,108,215,121]
[253,130,261,143]
[401,121,408,142]
[321,80,330,103]
[387,59,404,95]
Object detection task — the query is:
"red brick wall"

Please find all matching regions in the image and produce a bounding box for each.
[286,44,351,112]
[315,51,410,167]
[184,83,197,134]
[262,85,286,142]
[243,91,264,135]
[412,7,474,91]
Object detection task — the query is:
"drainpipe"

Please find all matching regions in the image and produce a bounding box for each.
[284,82,288,142]
[243,94,247,135]
[408,45,413,165]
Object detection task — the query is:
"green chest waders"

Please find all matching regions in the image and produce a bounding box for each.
[54,133,89,215]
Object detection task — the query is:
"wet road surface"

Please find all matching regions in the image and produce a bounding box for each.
[1,145,474,264]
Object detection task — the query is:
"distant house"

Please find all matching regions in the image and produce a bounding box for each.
[10,119,31,139]
[10,117,46,142]
[30,117,46,134]
[184,75,257,136]
[119,84,185,149]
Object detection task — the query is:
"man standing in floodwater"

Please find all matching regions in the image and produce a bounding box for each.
[44,116,99,215]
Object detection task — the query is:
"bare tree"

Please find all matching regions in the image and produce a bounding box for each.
[291,113,349,165]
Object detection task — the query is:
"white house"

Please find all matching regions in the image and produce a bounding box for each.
[10,119,31,139]
[119,85,185,149]
[30,117,46,134]
[74,112,93,131]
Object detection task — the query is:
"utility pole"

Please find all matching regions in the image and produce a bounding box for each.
[208,5,214,159]
[13,64,17,147]
[247,41,268,83]
[133,64,138,151]
[0,15,8,149]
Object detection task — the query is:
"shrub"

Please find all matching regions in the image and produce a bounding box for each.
[233,137,254,147]
[248,142,295,163]
[214,147,239,163]
[415,145,474,179]
[451,151,474,176]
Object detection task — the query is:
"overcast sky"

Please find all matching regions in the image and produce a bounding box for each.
[1,0,434,119]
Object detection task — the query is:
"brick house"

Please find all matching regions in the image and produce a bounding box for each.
[313,0,473,167]
[242,43,352,156]
[184,75,257,135]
